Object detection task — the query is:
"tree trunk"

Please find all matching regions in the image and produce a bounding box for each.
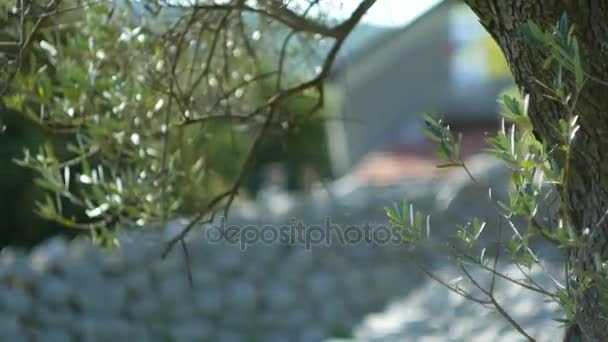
[464,1,608,341]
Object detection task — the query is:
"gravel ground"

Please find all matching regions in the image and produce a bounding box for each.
[353,263,565,341]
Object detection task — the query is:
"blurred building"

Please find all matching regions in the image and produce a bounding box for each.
[324,0,515,179]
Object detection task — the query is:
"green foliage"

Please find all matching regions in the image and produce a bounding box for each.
[0,108,80,248]
[421,112,464,169]
[246,79,332,193]
[2,1,335,248]
[457,218,486,249]
[384,199,429,244]
[4,4,250,245]
[521,13,586,92]
[385,14,592,337]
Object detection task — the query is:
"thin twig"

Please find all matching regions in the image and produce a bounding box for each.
[460,264,536,342]
[180,239,193,288]
[407,257,491,305]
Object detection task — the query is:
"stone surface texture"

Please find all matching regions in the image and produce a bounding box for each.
[0,156,564,341]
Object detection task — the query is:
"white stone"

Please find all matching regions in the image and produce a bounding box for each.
[126,297,161,320]
[0,333,26,342]
[0,257,38,287]
[191,269,219,288]
[215,331,245,342]
[150,251,185,277]
[119,242,163,269]
[62,261,102,286]
[30,328,73,342]
[157,275,190,305]
[510,294,541,320]
[257,312,283,330]
[212,247,244,273]
[283,309,312,330]
[168,302,197,320]
[76,282,126,316]
[170,320,213,341]
[0,314,20,335]
[224,281,257,313]
[318,299,352,329]
[262,332,292,342]
[100,253,125,273]
[124,271,152,293]
[470,325,503,342]
[34,306,75,328]
[30,237,68,272]
[194,289,223,315]
[76,318,131,341]
[297,328,326,342]
[0,287,32,316]
[307,271,336,299]
[66,239,100,264]
[37,275,71,306]
[262,283,296,311]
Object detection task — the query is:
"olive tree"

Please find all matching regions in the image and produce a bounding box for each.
[3,0,608,341]
[1,0,375,249]
[464,2,608,341]
[387,1,608,339]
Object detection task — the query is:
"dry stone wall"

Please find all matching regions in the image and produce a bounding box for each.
[0,156,562,341]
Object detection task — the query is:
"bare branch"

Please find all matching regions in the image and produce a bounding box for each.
[182,2,338,37]
[460,264,536,342]
[1,0,58,97]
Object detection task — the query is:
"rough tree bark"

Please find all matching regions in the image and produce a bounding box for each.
[463,1,608,341]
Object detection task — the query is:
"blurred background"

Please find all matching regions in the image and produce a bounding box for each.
[0,0,513,249]
[0,1,569,341]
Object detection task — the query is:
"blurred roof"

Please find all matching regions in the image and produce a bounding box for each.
[331,0,452,76]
